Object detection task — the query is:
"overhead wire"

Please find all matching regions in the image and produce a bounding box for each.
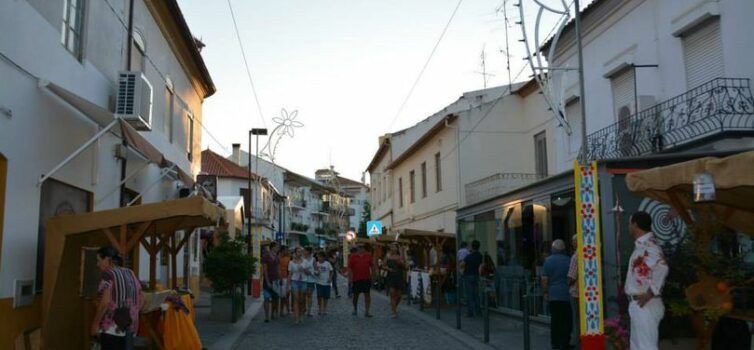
[374,0,570,200]
[226,0,267,129]
[385,0,464,132]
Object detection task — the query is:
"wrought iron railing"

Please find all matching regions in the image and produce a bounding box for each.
[583,78,754,161]
[465,173,545,206]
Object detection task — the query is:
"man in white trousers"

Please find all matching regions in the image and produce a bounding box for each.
[625,211,669,350]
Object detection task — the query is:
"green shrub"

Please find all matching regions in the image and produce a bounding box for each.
[204,234,256,295]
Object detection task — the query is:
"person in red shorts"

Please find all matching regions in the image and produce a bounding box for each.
[348,245,374,317]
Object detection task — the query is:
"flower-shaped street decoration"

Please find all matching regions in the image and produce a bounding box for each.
[260,108,304,162]
[272,109,303,138]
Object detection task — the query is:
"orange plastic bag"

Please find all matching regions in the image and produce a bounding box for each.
[163,295,202,350]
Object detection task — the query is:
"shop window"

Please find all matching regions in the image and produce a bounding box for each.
[36,179,92,292]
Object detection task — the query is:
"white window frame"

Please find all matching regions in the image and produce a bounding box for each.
[61,0,86,60]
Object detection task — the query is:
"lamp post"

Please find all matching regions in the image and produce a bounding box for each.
[249,128,267,298]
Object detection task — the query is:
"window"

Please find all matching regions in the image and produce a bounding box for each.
[175,112,194,160]
[380,176,387,202]
[164,86,174,139]
[421,162,427,198]
[61,0,86,60]
[435,153,442,192]
[398,177,404,208]
[409,170,415,203]
[682,18,723,89]
[611,68,635,121]
[534,131,548,177]
[130,31,145,72]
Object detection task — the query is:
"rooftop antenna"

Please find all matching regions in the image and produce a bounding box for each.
[474,45,495,89]
[500,0,513,88]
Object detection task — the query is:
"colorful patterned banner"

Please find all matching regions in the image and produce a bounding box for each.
[574,161,606,349]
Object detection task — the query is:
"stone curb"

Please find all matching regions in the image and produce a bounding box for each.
[205,298,264,350]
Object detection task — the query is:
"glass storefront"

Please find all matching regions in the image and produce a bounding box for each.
[459,190,576,317]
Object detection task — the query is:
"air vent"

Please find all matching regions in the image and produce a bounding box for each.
[115,71,153,131]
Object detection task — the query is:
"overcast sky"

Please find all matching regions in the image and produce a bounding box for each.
[178,0,581,182]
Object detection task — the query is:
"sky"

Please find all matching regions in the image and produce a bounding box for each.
[177,0,581,182]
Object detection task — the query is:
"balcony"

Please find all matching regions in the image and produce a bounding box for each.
[583,78,754,161]
[288,199,306,210]
[465,173,545,206]
[249,207,272,225]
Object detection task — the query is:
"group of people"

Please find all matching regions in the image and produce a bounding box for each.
[455,211,669,350]
[261,242,341,324]
[260,241,410,324]
[541,211,669,350]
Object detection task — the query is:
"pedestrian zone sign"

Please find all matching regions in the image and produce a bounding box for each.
[367,221,382,237]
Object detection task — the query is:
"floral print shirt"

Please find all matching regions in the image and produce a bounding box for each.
[624,232,669,297]
[97,267,143,336]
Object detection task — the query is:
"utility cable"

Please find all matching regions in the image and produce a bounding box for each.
[385,0,464,132]
[227,0,267,129]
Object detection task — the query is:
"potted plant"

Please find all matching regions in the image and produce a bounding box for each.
[204,234,256,322]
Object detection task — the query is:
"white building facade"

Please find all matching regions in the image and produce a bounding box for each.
[0,0,214,346]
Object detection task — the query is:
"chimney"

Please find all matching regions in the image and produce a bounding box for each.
[232,143,241,165]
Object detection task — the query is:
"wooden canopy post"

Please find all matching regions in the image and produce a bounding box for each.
[170,233,178,289]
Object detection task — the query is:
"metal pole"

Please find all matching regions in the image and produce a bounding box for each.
[248,131,253,295]
[456,223,462,329]
[435,275,441,319]
[483,279,490,343]
[575,0,588,158]
[522,277,531,350]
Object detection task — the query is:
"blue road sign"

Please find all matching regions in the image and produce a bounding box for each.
[367,221,382,237]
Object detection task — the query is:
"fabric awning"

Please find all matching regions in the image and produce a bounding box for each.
[42,197,225,348]
[626,150,754,234]
[41,80,194,187]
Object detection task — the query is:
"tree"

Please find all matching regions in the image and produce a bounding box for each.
[357,201,371,238]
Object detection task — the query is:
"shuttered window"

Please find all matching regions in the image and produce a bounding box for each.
[611,68,635,121]
[682,19,723,89]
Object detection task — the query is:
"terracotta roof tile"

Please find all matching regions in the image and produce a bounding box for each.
[201,149,261,181]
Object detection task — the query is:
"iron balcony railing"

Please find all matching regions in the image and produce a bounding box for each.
[465,173,545,206]
[583,78,754,161]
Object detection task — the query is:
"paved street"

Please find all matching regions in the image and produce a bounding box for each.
[232,285,491,350]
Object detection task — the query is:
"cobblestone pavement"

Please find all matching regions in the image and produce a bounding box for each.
[232,286,487,350]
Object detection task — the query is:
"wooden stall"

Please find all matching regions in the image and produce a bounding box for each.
[41,196,225,350]
[626,150,754,349]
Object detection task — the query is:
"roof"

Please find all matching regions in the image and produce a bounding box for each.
[336,175,366,188]
[366,137,391,172]
[540,0,608,54]
[386,114,458,170]
[284,170,336,193]
[149,0,216,98]
[201,149,262,181]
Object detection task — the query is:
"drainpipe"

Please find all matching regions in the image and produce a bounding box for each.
[119,0,135,207]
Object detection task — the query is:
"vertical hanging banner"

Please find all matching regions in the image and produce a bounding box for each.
[574,161,606,349]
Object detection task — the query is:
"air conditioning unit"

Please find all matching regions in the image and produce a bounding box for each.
[115,71,153,131]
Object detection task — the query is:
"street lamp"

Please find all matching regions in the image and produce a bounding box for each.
[248,128,267,298]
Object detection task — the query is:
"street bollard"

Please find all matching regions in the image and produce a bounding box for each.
[435,275,441,320]
[418,273,425,311]
[483,279,490,343]
[522,278,531,350]
[456,272,462,329]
